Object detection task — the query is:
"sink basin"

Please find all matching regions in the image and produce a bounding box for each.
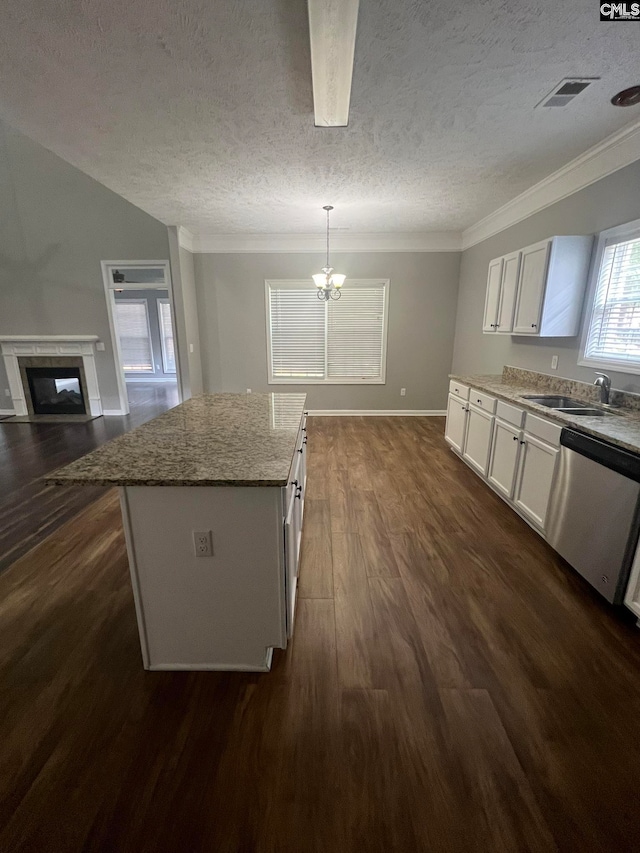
[523,395,591,408]
[522,395,611,417]
[557,408,610,417]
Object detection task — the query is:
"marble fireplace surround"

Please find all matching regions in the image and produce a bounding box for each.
[0,336,103,417]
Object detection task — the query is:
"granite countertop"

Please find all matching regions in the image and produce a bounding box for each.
[450,368,640,455]
[46,393,307,487]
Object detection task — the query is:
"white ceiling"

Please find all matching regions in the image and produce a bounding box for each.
[0,0,638,237]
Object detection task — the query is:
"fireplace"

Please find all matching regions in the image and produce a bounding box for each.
[25,366,87,415]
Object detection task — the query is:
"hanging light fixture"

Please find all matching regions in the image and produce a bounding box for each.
[312,205,345,300]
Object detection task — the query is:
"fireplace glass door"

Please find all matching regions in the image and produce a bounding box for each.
[26,367,87,415]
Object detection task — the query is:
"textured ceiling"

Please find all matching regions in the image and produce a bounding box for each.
[0,0,638,235]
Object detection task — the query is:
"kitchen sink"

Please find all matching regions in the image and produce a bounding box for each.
[523,395,591,408]
[522,395,611,417]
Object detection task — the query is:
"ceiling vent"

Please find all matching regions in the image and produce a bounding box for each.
[536,78,599,108]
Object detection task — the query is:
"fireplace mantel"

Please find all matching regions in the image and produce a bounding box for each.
[1,336,103,416]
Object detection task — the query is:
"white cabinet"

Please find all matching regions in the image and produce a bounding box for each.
[445,394,469,453]
[284,415,307,637]
[483,257,504,332]
[483,251,521,334]
[484,236,593,338]
[624,540,640,622]
[446,386,560,534]
[513,433,559,529]
[463,404,494,476]
[487,419,521,499]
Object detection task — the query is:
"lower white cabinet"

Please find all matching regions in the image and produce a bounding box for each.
[624,540,640,621]
[447,388,560,534]
[513,433,559,529]
[487,419,521,499]
[463,404,494,475]
[445,393,469,453]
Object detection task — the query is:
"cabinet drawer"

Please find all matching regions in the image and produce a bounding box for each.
[496,400,525,427]
[449,380,469,400]
[524,412,562,446]
[469,390,496,413]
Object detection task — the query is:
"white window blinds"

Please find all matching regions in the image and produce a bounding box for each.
[585,235,640,365]
[267,280,388,383]
[115,300,153,371]
[158,299,177,373]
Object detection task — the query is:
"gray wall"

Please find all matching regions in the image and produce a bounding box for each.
[194,251,461,410]
[452,159,640,393]
[114,289,175,379]
[167,228,204,397]
[0,119,171,411]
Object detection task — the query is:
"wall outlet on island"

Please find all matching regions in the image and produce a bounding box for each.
[551,355,559,370]
[400,387,406,396]
[193,530,213,558]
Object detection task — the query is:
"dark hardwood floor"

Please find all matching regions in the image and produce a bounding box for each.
[1,415,640,852]
[0,382,178,573]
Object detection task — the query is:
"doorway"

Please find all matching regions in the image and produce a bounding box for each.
[102,261,181,415]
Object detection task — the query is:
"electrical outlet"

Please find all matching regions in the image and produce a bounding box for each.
[189,343,194,353]
[95,341,105,352]
[246,388,252,394]
[4,388,10,397]
[400,387,406,396]
[551,355,559,370]
[193,530,213,557]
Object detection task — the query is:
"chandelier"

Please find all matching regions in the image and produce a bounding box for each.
[312,205,345,300]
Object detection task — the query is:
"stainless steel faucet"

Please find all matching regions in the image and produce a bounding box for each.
[594,372,611,404]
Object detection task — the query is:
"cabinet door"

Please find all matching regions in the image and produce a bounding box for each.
[513,240,551,334]
[496,251,521,333]
[284,498,299,638]
[445,394,468,453]
[514,433,559,530]
[483,257,504,332]
[487,420,521,499]
[624,539,640,620]
[462,405,494,476]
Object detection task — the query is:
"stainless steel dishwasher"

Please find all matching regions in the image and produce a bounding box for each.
[546,429,640,603]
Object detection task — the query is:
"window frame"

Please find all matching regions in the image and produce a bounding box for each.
[157,297,177,374]
[114,297,155,373]
[265,279,390,385]
[579,217,640,375]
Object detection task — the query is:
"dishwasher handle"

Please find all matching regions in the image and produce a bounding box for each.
[560,429,640,483]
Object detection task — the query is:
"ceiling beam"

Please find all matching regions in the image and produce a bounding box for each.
[308,0,360,127]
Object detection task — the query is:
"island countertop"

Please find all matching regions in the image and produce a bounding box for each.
[46,393,307,487]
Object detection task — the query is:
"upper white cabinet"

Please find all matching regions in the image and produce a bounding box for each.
[484,236,593,337]
[483,251,521,334]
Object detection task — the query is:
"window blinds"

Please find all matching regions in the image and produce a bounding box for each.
[268,281,387,382]
[585,236,640,364]
[115,301,153,371]
[158,300,177,373]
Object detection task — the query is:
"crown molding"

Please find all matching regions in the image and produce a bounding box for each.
[176,226,195,252]
[182,230,462,254]
[462,117,640,250]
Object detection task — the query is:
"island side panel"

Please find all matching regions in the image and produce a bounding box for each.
[122,485,286,671]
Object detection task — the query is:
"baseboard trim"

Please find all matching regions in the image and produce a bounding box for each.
[307,409,447,416]
[102,409,126,416]
[0,408,15,416]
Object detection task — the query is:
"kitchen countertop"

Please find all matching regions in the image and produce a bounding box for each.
[450,372,640,455]
[46,393,307,487]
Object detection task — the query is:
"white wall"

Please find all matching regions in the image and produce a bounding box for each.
[194,251,461,411]
[0,119,171,412]
[452,159,640,392]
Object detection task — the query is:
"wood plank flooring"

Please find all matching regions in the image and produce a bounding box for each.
[0,382,178,573]
[2,415,640,852]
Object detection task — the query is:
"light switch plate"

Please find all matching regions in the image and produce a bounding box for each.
[551,355,558,370]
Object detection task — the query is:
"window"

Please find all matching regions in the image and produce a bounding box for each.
[115,299,154,372]
[581,220,640,373]
[157,299,177,373]
[266,280,389,384]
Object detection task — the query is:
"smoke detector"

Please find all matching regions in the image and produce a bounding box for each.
[536,78,599,108]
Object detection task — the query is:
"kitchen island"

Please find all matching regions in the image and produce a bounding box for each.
[48,393,307,671]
